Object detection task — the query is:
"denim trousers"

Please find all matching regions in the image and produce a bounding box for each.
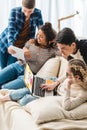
[0,61,26,89]
[0,51,17,69]
[10,87,38,106]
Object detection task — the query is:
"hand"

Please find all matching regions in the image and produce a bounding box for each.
[8,46,16,54]
[40,81,59,91]
[27,39,35,44]
[65,78,74,90]
[23,47,31,60]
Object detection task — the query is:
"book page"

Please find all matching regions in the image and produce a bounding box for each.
[11,46,25,61]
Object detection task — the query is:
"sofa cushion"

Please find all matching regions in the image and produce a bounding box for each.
[36,56,61,78]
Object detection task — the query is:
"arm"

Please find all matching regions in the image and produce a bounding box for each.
[62,81,87,111]
[7,8,24,47]
[23,40,35,60]
[40,75,66,91]
[7,8,18,46]
[36,9,44,28]
[41,80,60,91]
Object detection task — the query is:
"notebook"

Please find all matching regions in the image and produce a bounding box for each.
[24,64,56,97]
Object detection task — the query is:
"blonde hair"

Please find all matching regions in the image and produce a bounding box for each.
[68,59,87,89]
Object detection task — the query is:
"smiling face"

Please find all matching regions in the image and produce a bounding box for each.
[36,29,47,47]
[57,42,76,59]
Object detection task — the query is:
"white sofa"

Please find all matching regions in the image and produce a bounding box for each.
[0,56,87,130]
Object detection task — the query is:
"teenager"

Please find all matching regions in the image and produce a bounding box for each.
[56,27,87,64]
[40,27,87,91]
[0,22,60,91]
[0,59,87,110]
[0,0,43,69]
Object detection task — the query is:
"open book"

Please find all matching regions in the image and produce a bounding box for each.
[11,46,25,61]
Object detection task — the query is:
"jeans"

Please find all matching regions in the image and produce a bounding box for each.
[0,51,17,69]
[0,61,26,89]
[10,87,38,106]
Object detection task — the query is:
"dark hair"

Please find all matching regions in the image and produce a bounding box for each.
[56,28,77,45]
[22,0,35,9]
[37,22,57,48]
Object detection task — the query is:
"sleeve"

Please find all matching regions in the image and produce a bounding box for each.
[7,8,19,47]
[57,74,66,84]
[62,88,87,111]
[36,10,44,28]
[24,41,31,49]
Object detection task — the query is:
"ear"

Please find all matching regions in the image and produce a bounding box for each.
[72,42,76,47]
[75,75,80,80]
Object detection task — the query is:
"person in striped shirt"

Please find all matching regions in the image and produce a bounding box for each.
[0,0,43,69]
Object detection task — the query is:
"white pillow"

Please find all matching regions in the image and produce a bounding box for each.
[24,96,87,124]
[24,96,65,124]
[36,56,61,78]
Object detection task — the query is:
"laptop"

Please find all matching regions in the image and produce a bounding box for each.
[24,64,56,97]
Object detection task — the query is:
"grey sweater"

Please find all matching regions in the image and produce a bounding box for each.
[25,42,60,74]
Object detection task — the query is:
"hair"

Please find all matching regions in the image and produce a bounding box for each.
[56,28,77,45]
[37,22,57,48]
[22,0,35,9]
[68,59,87,85]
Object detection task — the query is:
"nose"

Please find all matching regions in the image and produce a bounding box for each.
[25,12,29,17]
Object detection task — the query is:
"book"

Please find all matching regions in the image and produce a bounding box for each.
[11,45,25,60]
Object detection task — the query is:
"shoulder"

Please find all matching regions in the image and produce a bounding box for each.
[78,40,87,48]
[34,8,41,13]
[33,8,42,15]
[10,7,22,14]
[10,7,24,19]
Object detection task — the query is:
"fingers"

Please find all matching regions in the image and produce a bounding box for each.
[40,84,53,91]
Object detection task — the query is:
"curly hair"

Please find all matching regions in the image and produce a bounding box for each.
[35,22,57,48]
[68,59,87,84]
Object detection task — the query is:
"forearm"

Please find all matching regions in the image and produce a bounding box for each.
[57,74,66,84]
[7,10,19,46]
[62,90,87,111]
